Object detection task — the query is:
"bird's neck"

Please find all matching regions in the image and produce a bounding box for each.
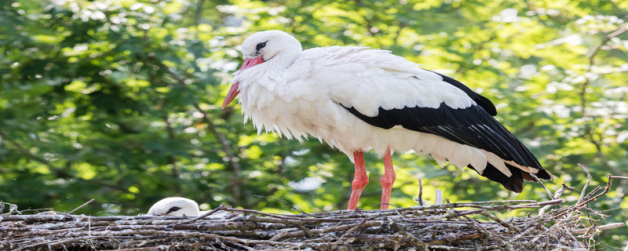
[267,49,301,73]
[239,50,300,86]
[235,49,302,101]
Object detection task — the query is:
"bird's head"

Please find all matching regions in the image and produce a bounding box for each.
[222,30,302,109]
[147,197,200,217]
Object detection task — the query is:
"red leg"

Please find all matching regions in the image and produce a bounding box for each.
[347,151,368,210]
[380,148,396,210]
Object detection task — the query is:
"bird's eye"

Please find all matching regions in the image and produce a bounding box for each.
[256,41,267,52]
[165,206,181,215]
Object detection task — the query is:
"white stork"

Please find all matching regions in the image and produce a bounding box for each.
[147,197,228,217]
[147,197,200,216]
[222,30,553,210]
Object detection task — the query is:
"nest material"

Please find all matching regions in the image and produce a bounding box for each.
[1,175,624,251]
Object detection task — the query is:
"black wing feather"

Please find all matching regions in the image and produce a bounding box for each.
[343,103,536,166]
[342,103,552,192]
[432,71,497,116]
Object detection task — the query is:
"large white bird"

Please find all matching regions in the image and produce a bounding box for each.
[147,197,228,218]
[222,30,553,210]
[147,197,201,216]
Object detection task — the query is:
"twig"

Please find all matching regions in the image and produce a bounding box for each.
[332,217,376,247]
[571,223,626,234]
[181,204,228,224]
[529,173,555,200]
[587,23,628,62]
[576,174,613,207]
[417,178,424,206]
[337,217,371,239]
[268,231,288,242]
[576,163,593,206]
[540,184,573,215]
[479,211,519,232]
[391,222,428,250]
[67,199,96,214]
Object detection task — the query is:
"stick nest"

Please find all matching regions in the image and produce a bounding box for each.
[1,174,624,251]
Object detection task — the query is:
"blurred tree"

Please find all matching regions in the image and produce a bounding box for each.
[0,0,626,246]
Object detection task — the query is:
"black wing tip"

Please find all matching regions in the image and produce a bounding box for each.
[499,168,525,193]
[469,163,554,193]
[535,169,554,180]
[504,178,524,193]
[468,163,522,192]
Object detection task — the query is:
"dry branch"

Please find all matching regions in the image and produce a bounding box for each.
[1,175,625,250]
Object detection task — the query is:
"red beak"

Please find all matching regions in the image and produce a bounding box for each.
[222,55,265,109]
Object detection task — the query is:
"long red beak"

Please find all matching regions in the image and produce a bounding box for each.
[222,55,265,109]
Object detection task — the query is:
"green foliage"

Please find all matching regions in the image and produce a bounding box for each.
[1,0,626,247]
